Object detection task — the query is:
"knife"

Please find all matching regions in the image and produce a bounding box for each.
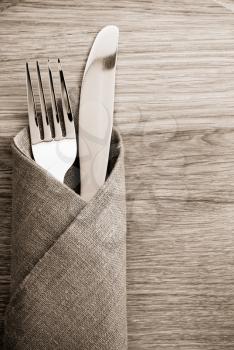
[79,25,119,201]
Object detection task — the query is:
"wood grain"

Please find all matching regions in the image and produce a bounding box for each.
[1,0,234,348]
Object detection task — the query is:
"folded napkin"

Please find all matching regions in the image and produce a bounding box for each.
[4,126,127,350]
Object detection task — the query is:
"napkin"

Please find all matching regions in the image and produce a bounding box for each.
[4,124,127,349]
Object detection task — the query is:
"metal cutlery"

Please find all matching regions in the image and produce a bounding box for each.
[26,60,77,183]
[26,25,119,196]
[79,25,119,201]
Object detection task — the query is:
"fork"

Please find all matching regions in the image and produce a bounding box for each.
[26,59,77,183]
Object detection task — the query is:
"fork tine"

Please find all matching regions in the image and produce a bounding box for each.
[48,61,63,140]
[58,59,76,139]
[26,62,41,145]
[36,61,52,141]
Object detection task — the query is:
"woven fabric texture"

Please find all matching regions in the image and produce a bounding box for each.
[4,126,127,350]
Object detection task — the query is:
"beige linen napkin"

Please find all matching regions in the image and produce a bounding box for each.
[4,126,127,350]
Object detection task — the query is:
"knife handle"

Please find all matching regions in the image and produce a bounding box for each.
[79,100,113,202]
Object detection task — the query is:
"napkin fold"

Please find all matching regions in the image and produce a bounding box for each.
[4,126,127,350]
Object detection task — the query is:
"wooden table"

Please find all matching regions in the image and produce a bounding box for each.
[1,0,234,348]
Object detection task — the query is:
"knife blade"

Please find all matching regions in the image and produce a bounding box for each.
[79,25,119,201]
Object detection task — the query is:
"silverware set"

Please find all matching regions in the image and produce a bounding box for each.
[26,25,119,200]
